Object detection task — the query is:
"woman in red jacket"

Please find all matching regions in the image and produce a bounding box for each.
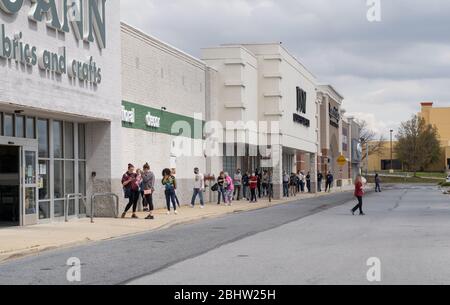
[351,175,366,216]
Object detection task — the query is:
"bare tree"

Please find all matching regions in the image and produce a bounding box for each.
[356,119,386,161]
[396,115,442,175]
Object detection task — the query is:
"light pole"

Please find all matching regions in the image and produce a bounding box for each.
[390,129,394,173]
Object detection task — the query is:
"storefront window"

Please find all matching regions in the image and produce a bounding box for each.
[53,120,63,159]
[38,119,49,158]
[15,115,25,138]
[54,200,64,218]
[26,117,35,139]
[54,160,64,199]
[64,122,74,159]
[78,124,86,159]
[38,160,50,200]
[25,188,36,215]
[4,114,13,137]
[25,151,36,185]
[39,202,50,220]
[79,161,87,214]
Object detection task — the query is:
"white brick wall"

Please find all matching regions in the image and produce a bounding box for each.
[120,23,209,210]
[0,1,122,217]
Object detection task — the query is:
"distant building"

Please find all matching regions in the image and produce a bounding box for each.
[419,102,450,172]
[368,102,450,173]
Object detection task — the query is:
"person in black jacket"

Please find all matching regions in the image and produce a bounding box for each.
[325,171,334,193]
[242,172,250,200]
[317,172,323,192]
[306,172,312,193]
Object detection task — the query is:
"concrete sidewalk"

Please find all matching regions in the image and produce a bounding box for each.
[0,186,355,263]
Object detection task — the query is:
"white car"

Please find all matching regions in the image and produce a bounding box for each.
[447,174,450,183]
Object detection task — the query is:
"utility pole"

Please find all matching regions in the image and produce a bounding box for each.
[366,142,369,177]
[390,129,394,173]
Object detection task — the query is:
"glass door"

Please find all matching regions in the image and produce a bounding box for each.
[21,146,38,226]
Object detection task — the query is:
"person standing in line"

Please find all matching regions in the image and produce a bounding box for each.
[262,170,269,197]
[249,172,258,203]
[351,175,366,216]
[317,172,323,192]
[191,167,205,208]
[162,168,178,215]
[142,163,155,220]
[256,169,263,198]
[121,164,140,219]
[216,171,226,205]
[242,171,250,201]
[233,169,243,201]
[325,171,334,193]
[267,171,273,199]
[136,169,147,212]
[283,172,290,197]
[224,172,234,206]
[375,173,382,193]
[290,173,297,197]
[306,172,312,193]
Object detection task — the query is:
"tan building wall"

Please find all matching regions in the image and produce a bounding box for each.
[367,141,399,172]
[419,102,450,171]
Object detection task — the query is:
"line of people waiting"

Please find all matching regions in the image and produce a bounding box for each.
[282,171,335,197]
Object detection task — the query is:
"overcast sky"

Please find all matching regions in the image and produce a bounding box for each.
[120,0,450,137]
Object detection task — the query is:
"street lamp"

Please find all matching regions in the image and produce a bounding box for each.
[390,129,394,174]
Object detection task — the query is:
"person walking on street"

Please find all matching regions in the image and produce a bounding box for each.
[306,172,312,193]
[242,172,250,200]
[216,172,226,205]
[283,172,290,197]
[325,171,334,193]
[249,172,258,203]
[351,175,366,216]
[233,169,243,201]
[191,167,205,208]
[375,173,382,192]
[317,172,323,192]
[162,168,178,215]
[142,163,155,220]
[121,164,140,219]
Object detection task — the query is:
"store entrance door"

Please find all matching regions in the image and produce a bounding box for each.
[0,145,20,226]
[0,137,38,227]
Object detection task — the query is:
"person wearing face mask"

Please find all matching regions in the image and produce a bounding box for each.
[249,172,258,203]
[142,163,155,220]
[191,167,205,209]
[121,164,140,219]
[233,169,243,201]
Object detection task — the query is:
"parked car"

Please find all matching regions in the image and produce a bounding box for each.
[446,174,450,183]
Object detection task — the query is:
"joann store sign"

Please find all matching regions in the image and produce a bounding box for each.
[0,0,107,85]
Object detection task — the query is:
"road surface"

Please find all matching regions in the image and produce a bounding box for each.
[0,185,448,285]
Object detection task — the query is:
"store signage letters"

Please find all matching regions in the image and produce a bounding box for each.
[0,0,106,48]
[121,106,135,124]
[329,103,341,128]
[145,112,161,128]
[293,113,310,128]
[0,0,106,85]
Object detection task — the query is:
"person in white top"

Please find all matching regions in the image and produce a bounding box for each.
[191,167,205,208]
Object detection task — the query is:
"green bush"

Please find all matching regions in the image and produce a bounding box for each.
[441,182,450,187]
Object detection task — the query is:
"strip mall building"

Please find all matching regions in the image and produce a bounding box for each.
[0,1,360,226]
